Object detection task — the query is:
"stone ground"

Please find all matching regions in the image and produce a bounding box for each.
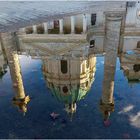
[0,1,126,33]
[0,1,94,33]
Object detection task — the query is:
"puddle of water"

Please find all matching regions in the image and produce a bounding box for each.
[0,10,140,138]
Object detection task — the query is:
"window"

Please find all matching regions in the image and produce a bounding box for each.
[61,60,68,74]
[137,41,140,48]
[54,20,59,28]
[86,81,88,87]
[90,40,95,48]
[91,14,96,25]
[62,86,68,93]
[126,2,136,7]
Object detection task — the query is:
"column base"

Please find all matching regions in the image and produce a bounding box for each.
[12,95,30,113]
[99,99,114,112]
[13,95,30,104]
[99,99,114,120]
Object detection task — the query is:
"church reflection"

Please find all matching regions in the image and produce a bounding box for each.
[0,32,97,117]
[42,46,96,118]
[0,32,140,121]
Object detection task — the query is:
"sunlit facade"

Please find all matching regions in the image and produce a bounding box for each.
[120,48,140,81]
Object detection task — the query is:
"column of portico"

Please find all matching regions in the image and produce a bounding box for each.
[43,22,48,34]
[59,19,64,34]
[1,32,25,99]
[100,12,123,120]
[20,28,26,33]
[0,32,30,113]
[102,12,122,104]
[71,16,75,34]
[83,14,87,33]
[33,25,37,34]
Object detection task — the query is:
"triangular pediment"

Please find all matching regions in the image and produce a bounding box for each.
[23,42,88,56]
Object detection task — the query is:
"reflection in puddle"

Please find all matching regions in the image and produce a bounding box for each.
[120,49,140,82]
[0,1,140,139]
[0,29,139,138]
[42,45,96,119]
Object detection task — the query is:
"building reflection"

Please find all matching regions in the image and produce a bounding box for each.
[120,48,140,83]
[0,29,139,121]
[0,31,97,118]
[42,46,96,119]
[0,33,30,115]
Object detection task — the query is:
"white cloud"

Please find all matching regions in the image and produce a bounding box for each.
[118,105,134,114]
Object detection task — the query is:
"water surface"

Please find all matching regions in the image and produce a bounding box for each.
[0,54,140,139]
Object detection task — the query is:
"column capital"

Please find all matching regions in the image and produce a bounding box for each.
[104,11,124,21]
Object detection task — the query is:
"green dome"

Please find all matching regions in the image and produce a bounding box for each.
[49,85,91,104]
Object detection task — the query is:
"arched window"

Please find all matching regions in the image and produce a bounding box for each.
[62,86,68,93]
[137,41,140,48]
[61,60,68,74]
[90,40,95,48]
[91,14,96,25]
[54,20,59,28]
